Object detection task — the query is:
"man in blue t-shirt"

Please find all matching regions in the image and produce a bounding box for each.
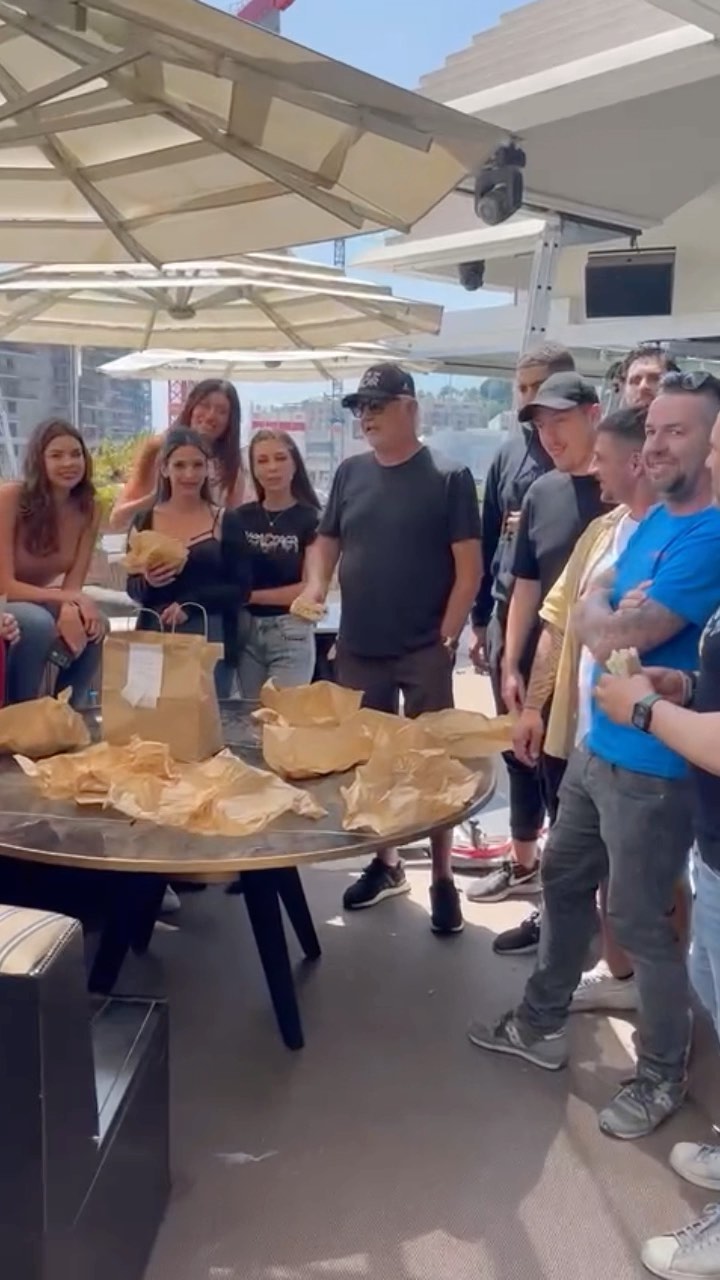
[467,371,720,1141]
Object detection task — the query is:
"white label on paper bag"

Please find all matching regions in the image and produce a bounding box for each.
[122,644,164,708]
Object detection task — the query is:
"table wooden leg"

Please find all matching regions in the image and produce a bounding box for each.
[241,870,304,1051]
[276,867,322,961]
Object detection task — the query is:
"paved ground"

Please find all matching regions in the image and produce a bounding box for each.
[120,665,720,1280]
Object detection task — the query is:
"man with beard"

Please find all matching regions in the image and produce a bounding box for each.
[468,373,720,1143]
[596,396,720,1278]
[612,344,679,410]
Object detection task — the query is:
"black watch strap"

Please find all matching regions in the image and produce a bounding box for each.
[631,692,663,733]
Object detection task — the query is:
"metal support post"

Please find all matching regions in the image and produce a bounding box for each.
[520,214,564,353]
[330,238,346,469]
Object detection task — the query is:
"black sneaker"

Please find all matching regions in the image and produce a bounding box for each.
[430,879,464,935]
[343,857,411,910]
[493,909,541,956]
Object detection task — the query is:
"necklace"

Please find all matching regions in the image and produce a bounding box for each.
[263,503,293,530]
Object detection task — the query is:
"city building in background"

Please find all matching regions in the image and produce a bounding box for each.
[0,343,152,474]
[250,381,512,495]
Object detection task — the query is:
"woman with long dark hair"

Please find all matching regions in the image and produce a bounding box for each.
[0,419,104,706]
[109,380,245,530]
[237,428,322,700]
[125,428,251,696]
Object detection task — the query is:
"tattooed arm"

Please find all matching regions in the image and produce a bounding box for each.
[573,589,686,664]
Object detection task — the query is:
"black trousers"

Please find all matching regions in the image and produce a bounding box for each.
[487,613,549,843]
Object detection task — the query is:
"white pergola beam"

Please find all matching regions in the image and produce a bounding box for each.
[645,0,720,34]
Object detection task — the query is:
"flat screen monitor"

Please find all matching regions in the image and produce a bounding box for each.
[585,249,675,318]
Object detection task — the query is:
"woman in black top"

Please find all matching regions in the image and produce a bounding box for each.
[126,428,251,696]
[237,429,321,700]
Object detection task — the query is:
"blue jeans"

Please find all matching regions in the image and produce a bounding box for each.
[238,613,315,702]
[4,601,102,709]
[136,608,235,699]
[690,853,720,1037]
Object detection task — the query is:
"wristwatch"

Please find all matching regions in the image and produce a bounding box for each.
[631,692,664,733]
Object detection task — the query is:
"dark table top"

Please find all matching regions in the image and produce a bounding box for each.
[0,704,495,876]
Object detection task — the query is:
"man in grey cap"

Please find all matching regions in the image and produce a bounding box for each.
[305,362,482,935]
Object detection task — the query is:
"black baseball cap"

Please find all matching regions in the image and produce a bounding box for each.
[518,371,599,421]
[341,362,416,411]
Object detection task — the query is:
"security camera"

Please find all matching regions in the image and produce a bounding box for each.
[474,143,526,227]
[458,261,486,291]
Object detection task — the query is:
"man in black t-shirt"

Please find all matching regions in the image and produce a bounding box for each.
[470,372,608,903]
[307,363,482,935]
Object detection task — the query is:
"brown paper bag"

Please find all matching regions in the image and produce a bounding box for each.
[341,724,478,837]
[102,630,223,762]
[0,688,90,758]
[257,679,362,727]
[415,709,515,759]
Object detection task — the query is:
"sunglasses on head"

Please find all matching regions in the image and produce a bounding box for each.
[661,370,720,397]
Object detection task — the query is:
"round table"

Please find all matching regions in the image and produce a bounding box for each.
[0,704,496,1049]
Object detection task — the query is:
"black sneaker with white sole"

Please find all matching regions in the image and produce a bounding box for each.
[343,857,410,910]
[493,909,541,956]
[430,879,464,935]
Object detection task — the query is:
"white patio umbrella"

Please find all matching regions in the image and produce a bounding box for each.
[0,256,443,349]
[0,0,506,264]
[99,345,436,382]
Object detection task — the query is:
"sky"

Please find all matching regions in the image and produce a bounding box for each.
[153,0,527,425]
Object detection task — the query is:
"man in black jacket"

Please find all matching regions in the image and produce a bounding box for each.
[470,344,575,875]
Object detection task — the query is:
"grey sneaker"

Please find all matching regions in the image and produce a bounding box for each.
[466,859,541,903]
[642,1203,720,1278]
[467,1010,568,1072]
[670,1142,720,1192]
[598,1073,686,1141]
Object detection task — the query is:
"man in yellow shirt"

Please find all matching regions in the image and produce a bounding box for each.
[487,406,654,981]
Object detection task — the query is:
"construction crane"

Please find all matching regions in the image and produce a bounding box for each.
[166,1,297,426]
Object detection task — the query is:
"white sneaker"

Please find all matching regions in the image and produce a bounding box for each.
[570,962,639,1013]
[161,886,181,914]
[642,1203,720,1278]
[670,1143,720,1192]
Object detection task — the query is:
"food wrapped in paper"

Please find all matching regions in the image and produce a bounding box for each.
[16,740,326,837]
[121,528,188,575]
[261,708,430,779]
[15,737,176,801]
[256,679,362,727]
[0,689,90,758]
[414,709,515,760]
[289,595,326,623]
[341,724,479,837]
[107,750,325,836]
[606,647,642,677]
[262,717,374,779]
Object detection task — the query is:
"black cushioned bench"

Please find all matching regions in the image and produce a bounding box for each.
[0,904,170,1280]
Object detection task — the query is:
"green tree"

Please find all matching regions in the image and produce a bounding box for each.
[92,435,148,522]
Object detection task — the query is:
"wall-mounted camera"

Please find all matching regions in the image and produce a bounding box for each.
[474,143,526,226]
[458,261,486,291]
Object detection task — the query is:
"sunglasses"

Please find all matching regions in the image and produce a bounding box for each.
[661,370,720,396]
[349,395,400,418]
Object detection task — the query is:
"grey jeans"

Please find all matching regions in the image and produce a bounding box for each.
[238,612,316,702]
[519,743,692,1081]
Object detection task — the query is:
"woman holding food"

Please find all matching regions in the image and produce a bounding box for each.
[0,419,104,707]
[236,428,322,701]
[125,427,252,697]
[109,380,245,530]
